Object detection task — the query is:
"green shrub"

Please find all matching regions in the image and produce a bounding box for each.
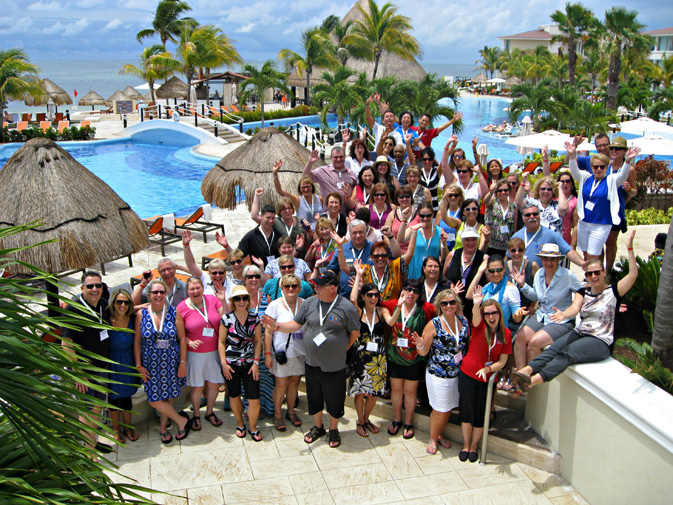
[1,125,96,144]
[615,339,673,395]
[625,207,673,226]
[208,104,320,125]
[611,255,660,332]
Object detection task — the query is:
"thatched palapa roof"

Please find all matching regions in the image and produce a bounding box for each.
[78,90,106,106]
[156,76,189,99]
[106,90,130,105]
[202,127,326,210]
[0,138,148,274]
[472,73,488,84]
[122,86,143,98]
[25,78,73,106]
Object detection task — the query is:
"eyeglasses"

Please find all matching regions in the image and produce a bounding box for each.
[457,169,470,174]
[115,300,131,306]
[232,295,250,302]
[279,264,295,270]
[592,164,607,169]
[422,157,433,162]
[483,311,499,317]
[246,274,261,279]
[496,188,510,193]
[384,142,394,146]
[509,181,518,186]
[230,259,243,265]
[364,292,380,298]
[373,193,386,197]
[454,154,464,159]
[84,283,102,289]
[440,299,457,306]
[559,179,572,184]
[488,267,505,274]
[524,212,539,217]
[595,143,610,149]
[419,213,433,219]
[609,147,626,151]
[539,187,553,192]
[404,287,421,294]
[398,194,411,199]
[464,207,479,212]
[283,284,299,289]
[447,193,460,198]
[586,270,602,278]
[210,271,225,275]
[371,253,388,259]
[509,248,524,253]
[150,290,166,295]
[158,267,175,273]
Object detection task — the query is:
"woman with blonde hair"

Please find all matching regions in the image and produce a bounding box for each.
[516,174,566,234]
[437,184,464,251]
[305,217,338,272]
[272,159,323,229]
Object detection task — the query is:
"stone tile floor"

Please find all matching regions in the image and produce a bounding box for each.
[105,394,589,505]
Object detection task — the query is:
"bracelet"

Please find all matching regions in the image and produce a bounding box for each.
[628,248,634,251]
[265,352,272,355]
[136,364,142,368]
[253,358,260,362]
[417,343,425,350]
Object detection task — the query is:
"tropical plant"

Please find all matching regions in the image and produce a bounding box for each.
[0,224,154,504]
[550,2,597,86]
[239,60,291,128]
[312,66,360,128]
[568,100,617,139]
[136,0,197,49]
[327,19,370,68]
[545,54,569,87]
[192,26,242,101]
[278,27,338,106]
[579,46,606,94]
[600,7,654,110]
[617,75,651,113]
[474,46,501,79]
[612,255,661,333]
[0,47,43,142]
[615,339,673,395]
[653,216,673,369]
[508,78,558,131]
[344,0,422,80]
[119,44,181,104]
[648,87,673,119]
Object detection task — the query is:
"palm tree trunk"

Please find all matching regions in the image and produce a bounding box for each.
[607,50,621,110]
[150,82,156,105]
[260,86,265,128]
[306,70,311,106]
[373,52,381,81]
[652,214,673,370]
[568,36,577,87]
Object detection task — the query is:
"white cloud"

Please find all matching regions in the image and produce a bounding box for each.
[103,19,123,31]
[27,1,60,11]
[42,18,90,35]
[0,15,33,34]
[236,23,255,33]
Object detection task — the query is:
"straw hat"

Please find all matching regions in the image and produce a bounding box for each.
[230,285,250,298]
[536,243,565,259]
[609,136,627,149]
[373,155,392,169]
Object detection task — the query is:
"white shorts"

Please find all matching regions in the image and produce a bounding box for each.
[425,370,459,413]
[578,220,611,256]
[270,355,305,378]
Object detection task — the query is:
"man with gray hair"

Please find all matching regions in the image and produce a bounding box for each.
[131,257,188,307]
[302,146,357,213]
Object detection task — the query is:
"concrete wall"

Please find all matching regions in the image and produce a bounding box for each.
[525,358,673,505]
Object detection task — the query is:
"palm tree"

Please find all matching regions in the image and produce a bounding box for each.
[313,66,360,127]
[192,26,242,102]
[653,219,673,370]
[552,85,581,130]
[648,87,673,119]
[239,60,290,128]
[545,53,569,87]
[551,2,596,86]
[278,27,338,106]
[328,20,370,68]
[474,46,501,79]
[177,24,227,103]
[0,48,43,139]
[136,0,197,49]
[344,0,422,80]
[508,78,558,131]
[600,7,654,110]
[119,44,181,104]
[405,73,463,133]
[568,100,617,139]
[580,47,606,95]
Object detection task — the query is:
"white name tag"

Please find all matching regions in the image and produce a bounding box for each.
[156,339,170,349]
[454,351,463,364]
[202,327,214,337]
[397,337,408,348]
[99,329,109,341]
[447,233,456,242]
[313,333,327,347]
[366,341,378,352]
[500,225,509,234]
[585,201,595,211]
[336,182,344,189]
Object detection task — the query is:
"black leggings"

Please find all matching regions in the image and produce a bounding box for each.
[109,396,132,411]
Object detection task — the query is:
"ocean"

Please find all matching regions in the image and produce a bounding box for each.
[6,60,479,114]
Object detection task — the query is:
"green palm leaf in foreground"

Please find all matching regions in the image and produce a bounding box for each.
[0,225,154,504]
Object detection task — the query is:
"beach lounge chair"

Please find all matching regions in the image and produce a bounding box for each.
[130,268,191,289]
[174,204,225,243]
[21,113,32,122]
[201,249,234,271]
[549,161,563,173]
[2,122,7,129]
[17,121,28,132]
[80,120,91,128]
[39,121,51,132]
[57,121,69,132]
[221,105,231,113]
[99,253,133,276]
[54,112,64,122]
[229,104,241,113]
[144,215,182,256]
[522,162,540,174]
[36,113,46,122]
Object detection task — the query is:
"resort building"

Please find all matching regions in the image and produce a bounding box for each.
[644,27,673,66]
[498,24,575,54]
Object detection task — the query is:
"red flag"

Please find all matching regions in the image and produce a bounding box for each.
[74,89,78,98]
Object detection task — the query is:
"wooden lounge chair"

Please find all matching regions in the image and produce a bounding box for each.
[57,120,69,132]
[21,113,32,122]
[36,113,46,122]
[549,161,563,173]
[200,249,235,271]
[80,120,91,128]
[522,162,540,174]
[144,216,182,256]
[130,268,191,288]
[16,121,28,132]
[54,112,64,122]
[39,121,51,132]
[174,205,225,243]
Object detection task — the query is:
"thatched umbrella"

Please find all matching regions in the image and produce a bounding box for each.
[472,73,488,86]
[78,90,106,110]
[122,86,143,99]
[504,76,522,87]
[0,138,149,280]
[106,90,130,106]
[202,127,326,210]
[156,76,189,105]
[24,78,73,107]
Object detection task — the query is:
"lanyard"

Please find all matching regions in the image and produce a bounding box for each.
[351,245,365,262]
[281,218,294,237]
[420,226,435,256]
[373,204,386,224]
[424,281,437,302]
[363,188,371,205]
[319,298,338,327]
[421,167,435,186]
[78,295,103,324]
[441,315,459,342]
[496,200,508,220]
[281,295,300,318]
[166,282,177,305]
[149,304,167,334]
[259,227,275,255]
[487,331,497,356]
[524,228,541,248]
[250,291,262,314]
[589,177,604,199]
[188,298,209,327]
[301,195,314,215]
[371,265,388,292]
[320,239,334,260]
[363,307,377,335]
[412,184,421,201]
[460,250,474,273]
[400,304,416,334]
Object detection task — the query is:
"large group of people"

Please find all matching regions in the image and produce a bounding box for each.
[61,104,642,460]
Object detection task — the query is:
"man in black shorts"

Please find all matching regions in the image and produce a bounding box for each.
[262,270,359,448]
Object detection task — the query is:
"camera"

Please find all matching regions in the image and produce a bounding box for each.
[275,351,288,365]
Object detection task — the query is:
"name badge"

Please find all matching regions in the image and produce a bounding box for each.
[156,339,170,349]
[397,337,408,348]
[336,182,344,189]
[366,341,378,352]
[585,201,595,211]
[313,332,327,347]
[500,225,509,234]
[454,351,463,364]
[447,233,456,242]
[292,331,303,340]
[202,327,214,337]
[99,329,109,341]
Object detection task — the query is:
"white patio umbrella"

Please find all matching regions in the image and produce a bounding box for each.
[627,135,673,156]
[618,117,673,136]
[477,143,489,167]
[516,116,535,156]
[487,78,506,84]
[134,82,151,90]
[507,129,594,152]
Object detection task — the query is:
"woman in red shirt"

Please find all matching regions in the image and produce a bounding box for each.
[458,290,512,462]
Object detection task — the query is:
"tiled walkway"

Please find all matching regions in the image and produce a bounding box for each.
[106,396,588,505]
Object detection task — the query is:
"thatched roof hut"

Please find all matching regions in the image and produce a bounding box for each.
[25,78,73,106]
[0,138,148,274]
[472,73,488,85]
[202,127,326,210]
[78,90,106,106]
[106,90,130,105]
[122,86,143,98]
[156,76,189,99]
[504,76,522,87]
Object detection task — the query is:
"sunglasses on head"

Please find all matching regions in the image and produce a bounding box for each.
[84,283,102,289]
[232,295,250,302]
[440,299,457,307]
[488,267,504,274]
[246,274,261,279]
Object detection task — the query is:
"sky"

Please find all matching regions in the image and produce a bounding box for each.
[0,0,671,66]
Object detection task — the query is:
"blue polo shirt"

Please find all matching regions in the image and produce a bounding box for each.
[327,240,374,297]
[510,226,572,267]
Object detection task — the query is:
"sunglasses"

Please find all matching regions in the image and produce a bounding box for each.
[464,207,479,212]
[371,253,388,259]
[524,212,539,217]
[539,187,553,192]
[419,213,433,219]
[454,154,464,159]
[150,290,166,295]
[422,157,433,161]
[398,194,411,199]
[115,300,131,306]
[373,193,386,197]
[488,267,505,274]
[496,188,510,193]
[559,179,572,184]
[279,264,295,270]
[609,147,626,151]
[232,295,250,302]
[384,142,394,146]
[509,248,524,253]
[230,259,243,265]
[483,311,499,317]
[84,283,103,289]
[509,181,518,186]
[440,299,457,307]
[364,292,380,298]
[457,169,470,174]
[404,287,421,294]
[586,270,602,277]
[246,274,261,279]
[210,271,225,275]
[592,164,607,169]
[283,284,299,289]
[447,193,460,198]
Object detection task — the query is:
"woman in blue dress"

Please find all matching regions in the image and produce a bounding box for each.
[134,279,192,444]
[107,289,140,443]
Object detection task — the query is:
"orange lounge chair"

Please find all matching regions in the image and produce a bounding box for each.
[80,120,91,128]
[130,268,190,288]
[229,104,240,113]
[17,121,28,131]
[39,121,51,131]
[220,105,231,113]
[144,215,182,256]
[21,113,32,122]
[57,120,69,132]
[36,112,46,122]
[201,249,232,270]
[549,161,563,173]
[174,205,225,243]
[2,122,7,129]
[522,162,540,174]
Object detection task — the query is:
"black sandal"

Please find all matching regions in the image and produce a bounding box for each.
[191,416,201,431]
[204,412,222,427]
[235,426,246,438]
[175,418,193,441]
[249,429,263,442]
[388,420,402,436]
[403,424,414,439]
[328,429,341,448]
[304,425,326,444]
[160,431,173,444]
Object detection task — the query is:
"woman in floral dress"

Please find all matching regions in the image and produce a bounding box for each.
[484,179,518,257]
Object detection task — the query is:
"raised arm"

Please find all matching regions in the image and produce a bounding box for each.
[331,232,351,276]
[475,165,490,201]
[302,149,320,178]
[250,188,264,225]
[404,134,415,161]
[471,136,480,166]
[182,230,204,278]
[435,111,463,135]
[403,223,422,266]
[614,147,641,186]
[440,135,458,185]
[564,142,582,181]
[365,94,377,129]
[541,145,550,177]
[465,254,488,300]
[617,230,639,297]
[272,160,299,205]
[382,225,402,258]
[471,286,484,327]
[349,260,364,306]
[515,173,528,211]
[439,191,462,229]
[557,180,569,217]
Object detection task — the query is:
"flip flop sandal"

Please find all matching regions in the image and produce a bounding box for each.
[356,423,369,437]
[304,425,326,444]
[235,426,246,438]
[285,412,302,427]
[403,424,414,440]
[511,371,532,388]
[160,431,173,444]
[387,420,402,436]
[204,412,222,427]
[502,379,515,392]
[437,437,451,449]
[191,416,201,431]
[274,417,287,432]
[426,441,438,455]
[125,428,139,442]
[114,431,126,444]
[175,418,193,441]
[249,429,263,442]
[363,421,379,434]
[328,429,341,448]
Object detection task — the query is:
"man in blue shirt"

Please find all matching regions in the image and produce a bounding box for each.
[511,203,585,268]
